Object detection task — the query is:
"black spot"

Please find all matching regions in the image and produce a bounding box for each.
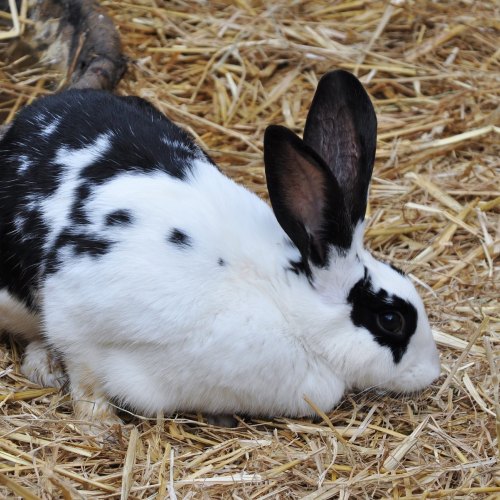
[218,258,226,266]
[46,230,113,275]
[168,228,191,248]
[54,230,111,257]
[45,249,62,276]
[105,210,133,226]
[72,235,112,257]
[347,274,417,363]
[70,183,92,224]
[389,263,406,276]
[287,259,310,278]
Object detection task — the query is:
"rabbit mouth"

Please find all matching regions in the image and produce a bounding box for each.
[386,363,441,394]
[368,387,438,402]
[351,379,440,401]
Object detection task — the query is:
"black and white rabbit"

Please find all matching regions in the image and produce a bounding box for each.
[0,70,440,426]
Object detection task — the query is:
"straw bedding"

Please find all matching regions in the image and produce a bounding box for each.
[0,1,499,498]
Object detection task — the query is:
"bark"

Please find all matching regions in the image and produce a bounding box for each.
[35,0,126,91]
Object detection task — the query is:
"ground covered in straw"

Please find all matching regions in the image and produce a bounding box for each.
[0,0,499,498]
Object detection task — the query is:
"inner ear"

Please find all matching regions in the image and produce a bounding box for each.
[264,125,350,268]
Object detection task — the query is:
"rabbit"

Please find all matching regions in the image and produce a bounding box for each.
[0,70,440,428]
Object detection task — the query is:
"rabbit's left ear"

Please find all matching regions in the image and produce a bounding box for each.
[264,125,351,268]
[303,70,377,227]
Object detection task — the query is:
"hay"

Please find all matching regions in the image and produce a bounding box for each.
[1,0,499,497]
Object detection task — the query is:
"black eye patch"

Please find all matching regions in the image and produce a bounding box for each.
[347,275,417,363]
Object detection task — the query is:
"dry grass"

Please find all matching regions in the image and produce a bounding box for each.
[1,0,499,498]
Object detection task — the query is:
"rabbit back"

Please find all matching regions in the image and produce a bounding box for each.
[0,90,208,309]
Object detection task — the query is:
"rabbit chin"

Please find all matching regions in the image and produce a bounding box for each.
[387,328,441,393]
[363,261,441,394]
[344,319,441,395]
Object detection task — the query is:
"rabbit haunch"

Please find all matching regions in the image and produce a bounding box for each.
[0,71,440,422]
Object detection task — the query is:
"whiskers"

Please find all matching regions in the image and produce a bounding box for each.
[342,383,389,408]
[348,382,428,408]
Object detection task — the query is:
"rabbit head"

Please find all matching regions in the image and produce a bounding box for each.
[264,70,440,396]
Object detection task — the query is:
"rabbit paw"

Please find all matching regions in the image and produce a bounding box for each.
[21,341,67,389]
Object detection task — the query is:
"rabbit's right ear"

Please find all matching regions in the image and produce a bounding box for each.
[264,125,351,269]
[303,70,377,228]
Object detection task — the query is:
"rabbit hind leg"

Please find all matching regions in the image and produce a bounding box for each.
[0,288,65,387]
[0,288,40,340]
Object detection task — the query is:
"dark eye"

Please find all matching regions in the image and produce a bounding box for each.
[376,311,405,334]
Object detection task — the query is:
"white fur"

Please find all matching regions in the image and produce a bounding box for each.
[37,158,440,418]
[21,340,65,388]
[161,136,198,155]
[17,155,32,175]
[40,118,61,137]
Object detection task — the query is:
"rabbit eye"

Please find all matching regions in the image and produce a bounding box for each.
[376,311,405,334]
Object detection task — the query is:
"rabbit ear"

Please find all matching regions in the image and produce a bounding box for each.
[264,125,351,268]
[303,70,377,227]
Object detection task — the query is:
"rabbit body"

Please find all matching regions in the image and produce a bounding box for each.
[0,72,440,423]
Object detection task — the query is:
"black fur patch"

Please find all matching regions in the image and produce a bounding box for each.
[347,272,417,363]
[0,208,48,309]
[287,259,311,278]
[70,183,92,224]
[168,229,191,248]
[46,230,113,275]
[72,235,112,257]
[389,263,406,276]
[54,230,112,257]
[105,210,133,226]
[218,258,226,266]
